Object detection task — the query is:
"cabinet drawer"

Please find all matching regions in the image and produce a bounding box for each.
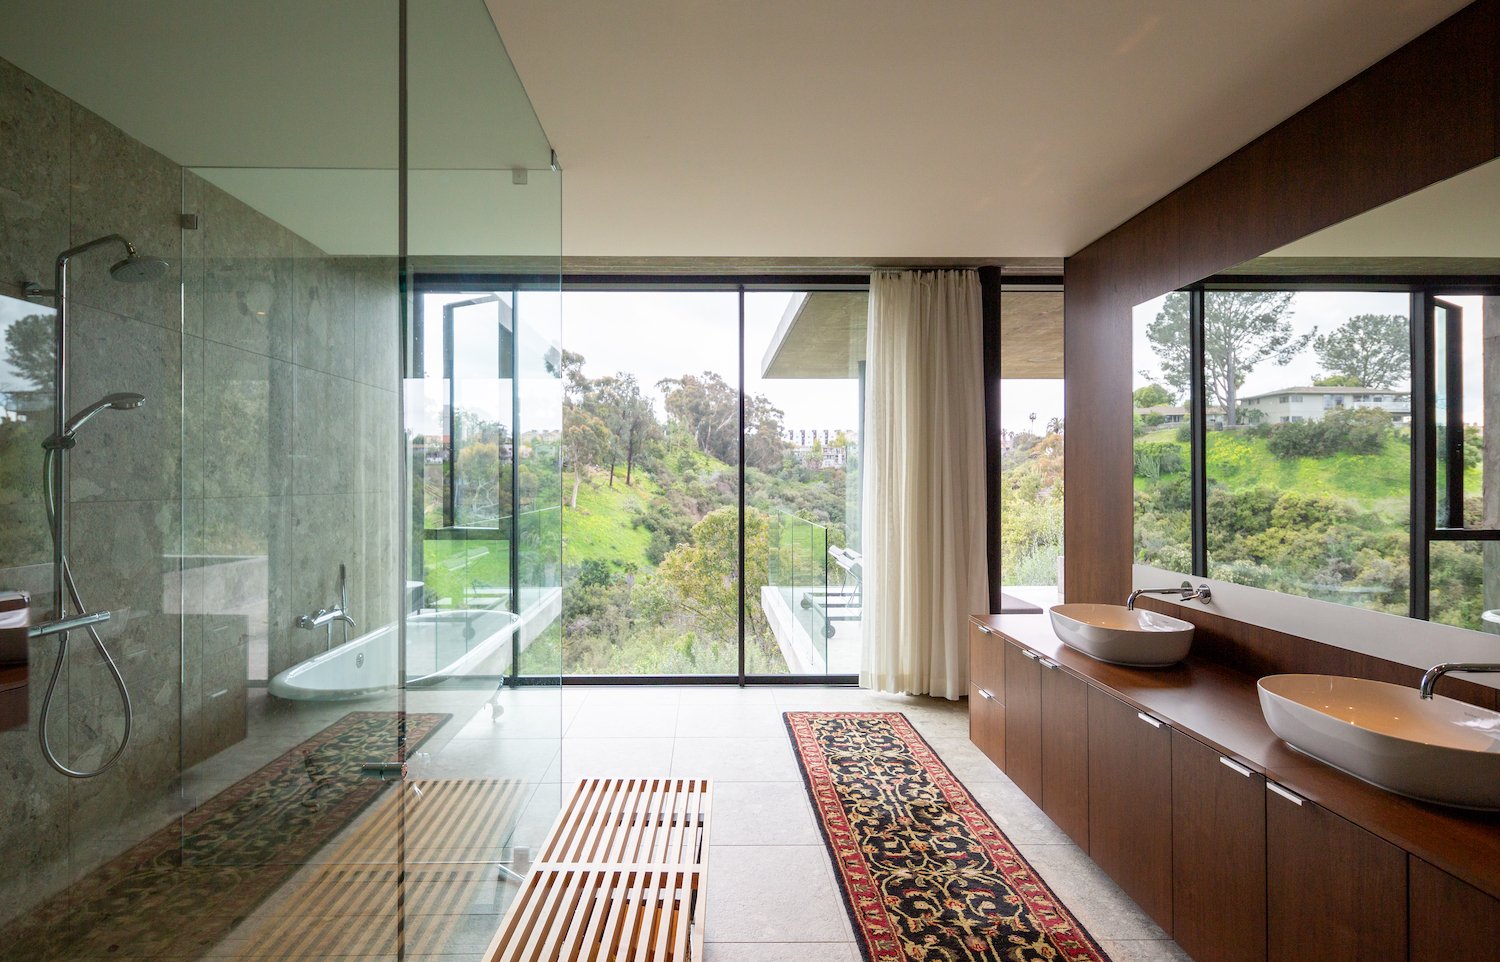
[1266,781,1406,962]
[1409,856,1500,962]
[1004,642,1043,804]
[1088,687,1173,932]
[1172,732,1265,962]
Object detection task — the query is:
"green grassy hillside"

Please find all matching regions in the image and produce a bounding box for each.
[562,468,657,571]
[1133,428,1479,509]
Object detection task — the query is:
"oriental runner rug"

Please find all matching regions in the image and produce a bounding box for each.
[0,711,448,962]
[785,711,1110,962]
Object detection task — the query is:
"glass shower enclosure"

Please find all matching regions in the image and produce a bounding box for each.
[0,2,561,959]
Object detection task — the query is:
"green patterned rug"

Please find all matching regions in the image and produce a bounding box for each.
[0,711,448,962]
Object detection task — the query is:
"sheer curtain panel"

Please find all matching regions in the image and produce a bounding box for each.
[861,270,989,698]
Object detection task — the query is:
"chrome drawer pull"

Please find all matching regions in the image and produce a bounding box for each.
[977,688,995,701]
[1136,711,1163,728]
[1020,649,1039,661]
[1267,782,1305,806]
[977,625,992,634]
[1039,658,1059,670]
[1219,756,1254,778]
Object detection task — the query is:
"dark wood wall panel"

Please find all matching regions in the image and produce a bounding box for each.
[1134,596,1500,710]
[1063,0,1500,605]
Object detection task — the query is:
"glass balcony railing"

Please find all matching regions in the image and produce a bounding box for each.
[766,512,860,672]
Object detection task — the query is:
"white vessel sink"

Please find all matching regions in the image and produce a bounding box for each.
[1258,674,1500,810]
[1048,603,1194,667]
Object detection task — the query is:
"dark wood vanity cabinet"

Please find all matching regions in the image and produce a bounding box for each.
[983,628,1088,846]
[1038,663,1088,848]
[1408,857,1500,962]
[967,619,1500,962]
[1003,642,1044,804]
[967,622,1005,767]
[1087,686,1174,933]
[1266,783,1406,962]
[1170,731,1265,962]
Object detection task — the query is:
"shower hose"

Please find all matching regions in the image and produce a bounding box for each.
[36,446,133,778]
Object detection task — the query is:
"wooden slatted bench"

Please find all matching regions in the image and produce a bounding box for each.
[483,777,714,961]
[235,778,530,959]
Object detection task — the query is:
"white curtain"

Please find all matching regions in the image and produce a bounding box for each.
[861,270,989,699]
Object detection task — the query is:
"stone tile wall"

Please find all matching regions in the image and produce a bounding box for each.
[0,55,401,924]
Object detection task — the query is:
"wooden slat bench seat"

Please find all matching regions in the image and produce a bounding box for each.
[232,778,529,960]
[484,777,714,961]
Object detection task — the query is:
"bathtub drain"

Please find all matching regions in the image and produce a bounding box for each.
[356,652,365,668]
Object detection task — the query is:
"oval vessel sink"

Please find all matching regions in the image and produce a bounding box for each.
[1258,674,1500,810]
[1048,603,1194,667]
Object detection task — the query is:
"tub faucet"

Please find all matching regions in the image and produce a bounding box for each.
[1126,581,1213,610]
[297,564,356,631]
[1418,662,1500,699]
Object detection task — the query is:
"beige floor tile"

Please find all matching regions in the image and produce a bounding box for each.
[1096,938,1195,961]
[566,701,679,738]
[676,704,788,738]
[705,845,853,943]
[1018,842,1169,941]
[671,736,801,782]
[704,942,859,962]
[544,736,675,782]
[708,781,821,846]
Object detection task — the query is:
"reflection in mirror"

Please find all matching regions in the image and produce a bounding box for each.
[1132,154,1500,634]
[1132,291,1190,573]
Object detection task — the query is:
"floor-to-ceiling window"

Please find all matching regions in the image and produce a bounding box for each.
[414,278,868,683]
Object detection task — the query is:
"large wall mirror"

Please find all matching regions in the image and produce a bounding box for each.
[1133,155,1500,635]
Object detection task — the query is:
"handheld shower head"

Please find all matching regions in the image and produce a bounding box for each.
[109,255,170,284]
[45,392,146,448]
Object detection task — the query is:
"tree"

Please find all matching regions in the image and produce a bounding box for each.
[651,505,771,640]
[1133,384,1173,408]
[1313,314,1408,389]
[562,406,611,509]
[1148,291,1308,426]
[3,313,54,389]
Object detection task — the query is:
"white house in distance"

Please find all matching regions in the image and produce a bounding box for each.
[1237,386,1412,424]
[1136,404,1227,427]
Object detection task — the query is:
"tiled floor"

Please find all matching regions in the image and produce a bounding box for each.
[172,683,1191,960]
[402,683,1191,962]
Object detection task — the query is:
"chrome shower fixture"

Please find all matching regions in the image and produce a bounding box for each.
[25,232,164,780]
[43,392,146,450]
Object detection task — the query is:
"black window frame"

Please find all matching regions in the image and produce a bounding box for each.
[412,272,873,687]
[1161,274,1500,623]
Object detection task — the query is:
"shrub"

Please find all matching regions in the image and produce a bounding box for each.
[1134,442,1184,478]
[1175,424,1192,444]
[1265,406,1392,458]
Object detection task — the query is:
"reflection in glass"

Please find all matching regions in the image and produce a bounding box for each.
[1132,291,1192,572]
[1201,291,1410,612]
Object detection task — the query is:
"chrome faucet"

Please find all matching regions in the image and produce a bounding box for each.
[1418,662,1500,699]
[1126,581,1213,610]
[297,564,356,632]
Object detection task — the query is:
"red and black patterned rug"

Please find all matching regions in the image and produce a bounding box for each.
[785,711,1111,962]
[0,710,448,962]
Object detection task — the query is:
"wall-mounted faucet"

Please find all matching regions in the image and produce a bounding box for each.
[297,564,355,644]
[1126,581,1213,611]
[1418,662,1500,699]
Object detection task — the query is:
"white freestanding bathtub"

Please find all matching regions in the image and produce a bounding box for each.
[268,608,522,702]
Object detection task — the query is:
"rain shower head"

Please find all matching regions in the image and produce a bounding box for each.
[109,254,170,284]
[45,392,146,448]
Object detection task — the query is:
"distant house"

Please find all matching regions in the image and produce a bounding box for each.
[1137,405,1227,427]
[1236,386,1411,424]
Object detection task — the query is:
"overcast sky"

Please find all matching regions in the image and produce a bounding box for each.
[1131,290,1486,420]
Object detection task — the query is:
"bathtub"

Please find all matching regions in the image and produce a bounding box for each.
[268,608,522,701]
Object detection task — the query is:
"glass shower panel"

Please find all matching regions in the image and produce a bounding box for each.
[0,0,560,956]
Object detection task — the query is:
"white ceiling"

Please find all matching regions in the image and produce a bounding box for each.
[1267,156,1500,259]
[485,0,1473,258]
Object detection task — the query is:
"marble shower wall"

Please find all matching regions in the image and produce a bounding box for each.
[179,174,399,767]
[0,54,401,924]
